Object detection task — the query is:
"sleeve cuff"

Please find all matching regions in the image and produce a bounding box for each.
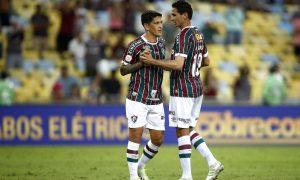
[175,53,187,58]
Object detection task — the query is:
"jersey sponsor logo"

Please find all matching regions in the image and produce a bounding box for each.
[171,117,177,123]
[128,40,142,54]
[169,111,175,115]
[178,118,190,124]
[195,34,202,40]
[131,115,138,123]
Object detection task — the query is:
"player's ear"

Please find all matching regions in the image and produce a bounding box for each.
[144,23,150,31]
[182,12,189,20]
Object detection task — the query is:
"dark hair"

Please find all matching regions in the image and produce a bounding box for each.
[269,63,279,73]
[141,10,162,26]
[172,0,193,19]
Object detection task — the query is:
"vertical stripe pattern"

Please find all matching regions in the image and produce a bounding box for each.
[122,36,165,105]
[170,26,207,97]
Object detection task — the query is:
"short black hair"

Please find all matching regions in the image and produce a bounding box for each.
[172,0,193,20]
[141,10,162,26]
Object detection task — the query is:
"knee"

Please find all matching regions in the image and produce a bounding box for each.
[151,136,164,147]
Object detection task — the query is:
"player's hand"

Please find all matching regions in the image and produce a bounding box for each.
[140,48,152,66]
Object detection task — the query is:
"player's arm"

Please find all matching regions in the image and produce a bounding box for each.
[201,56,210,68]
[140,52,184,71]
[120,61,144,76]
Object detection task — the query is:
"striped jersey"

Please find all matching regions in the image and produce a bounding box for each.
[122,35,165,105]
[170,26,208,97]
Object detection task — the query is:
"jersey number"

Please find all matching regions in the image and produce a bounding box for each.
[192,54,202,77]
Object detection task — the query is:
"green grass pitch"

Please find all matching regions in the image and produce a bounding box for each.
[1,145,300,180]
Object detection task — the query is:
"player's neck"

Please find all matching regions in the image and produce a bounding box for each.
[180,21,191,30]
[143,32,157,43]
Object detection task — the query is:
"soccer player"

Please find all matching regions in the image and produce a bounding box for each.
[140,1,224,180]
[120,10,165,180]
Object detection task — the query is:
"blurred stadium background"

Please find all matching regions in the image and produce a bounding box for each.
[1,0,300,179]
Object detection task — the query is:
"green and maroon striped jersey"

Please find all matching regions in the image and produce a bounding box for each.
[170,26,208,97]
[122,35,165,105]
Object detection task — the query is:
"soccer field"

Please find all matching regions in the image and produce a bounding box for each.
[0,145,300,180]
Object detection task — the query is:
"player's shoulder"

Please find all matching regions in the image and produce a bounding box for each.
[127,36,144,48]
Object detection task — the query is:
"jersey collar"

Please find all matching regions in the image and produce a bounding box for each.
[141,34,158,45]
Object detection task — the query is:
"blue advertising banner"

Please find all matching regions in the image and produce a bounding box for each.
[0,105,299,145]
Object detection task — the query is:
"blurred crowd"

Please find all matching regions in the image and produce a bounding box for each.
[0,0,300,105]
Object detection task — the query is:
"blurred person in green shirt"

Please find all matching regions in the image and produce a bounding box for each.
[262,64,286,106]
[0,71,14,105]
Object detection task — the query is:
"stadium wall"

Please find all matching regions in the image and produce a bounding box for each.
[0,105,300,145]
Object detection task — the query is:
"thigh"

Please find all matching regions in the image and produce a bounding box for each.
[146,103,165,131]
[190,95,203,127]
[126,98,147,128]
[169,96,194,128]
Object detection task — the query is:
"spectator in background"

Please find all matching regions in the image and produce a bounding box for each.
[31,4,50,59]
[52,81,63,102]
[52,65,79,102]
[233,65,251,103]
[74,0,88,34]
[108,1,124,32]
[202,21,219,44]
[68,83,81,103]
[0,71,14,105]
[0,0,12,29]
[6,19,24,69]
[100,69,120,104]
[56,0,76,58]
[123,0,137,35]
[291,4,300,71]
[224,0,244,46]
[85,30,107,78]
[203,68,218,101]
[86,74,101,104]
[262,63,286,106]
[68,31,86,72]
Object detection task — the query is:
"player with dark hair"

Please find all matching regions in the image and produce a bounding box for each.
[120,10,165,180]
[141,1,224,180]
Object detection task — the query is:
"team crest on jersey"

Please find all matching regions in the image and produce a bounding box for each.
[131,115,138,123]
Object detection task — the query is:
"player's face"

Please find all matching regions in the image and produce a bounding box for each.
[147,16,163,37]
[171,8,183,28]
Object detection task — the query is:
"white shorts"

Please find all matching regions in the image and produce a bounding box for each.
[169,95,203,128]
[126,98,165,131]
